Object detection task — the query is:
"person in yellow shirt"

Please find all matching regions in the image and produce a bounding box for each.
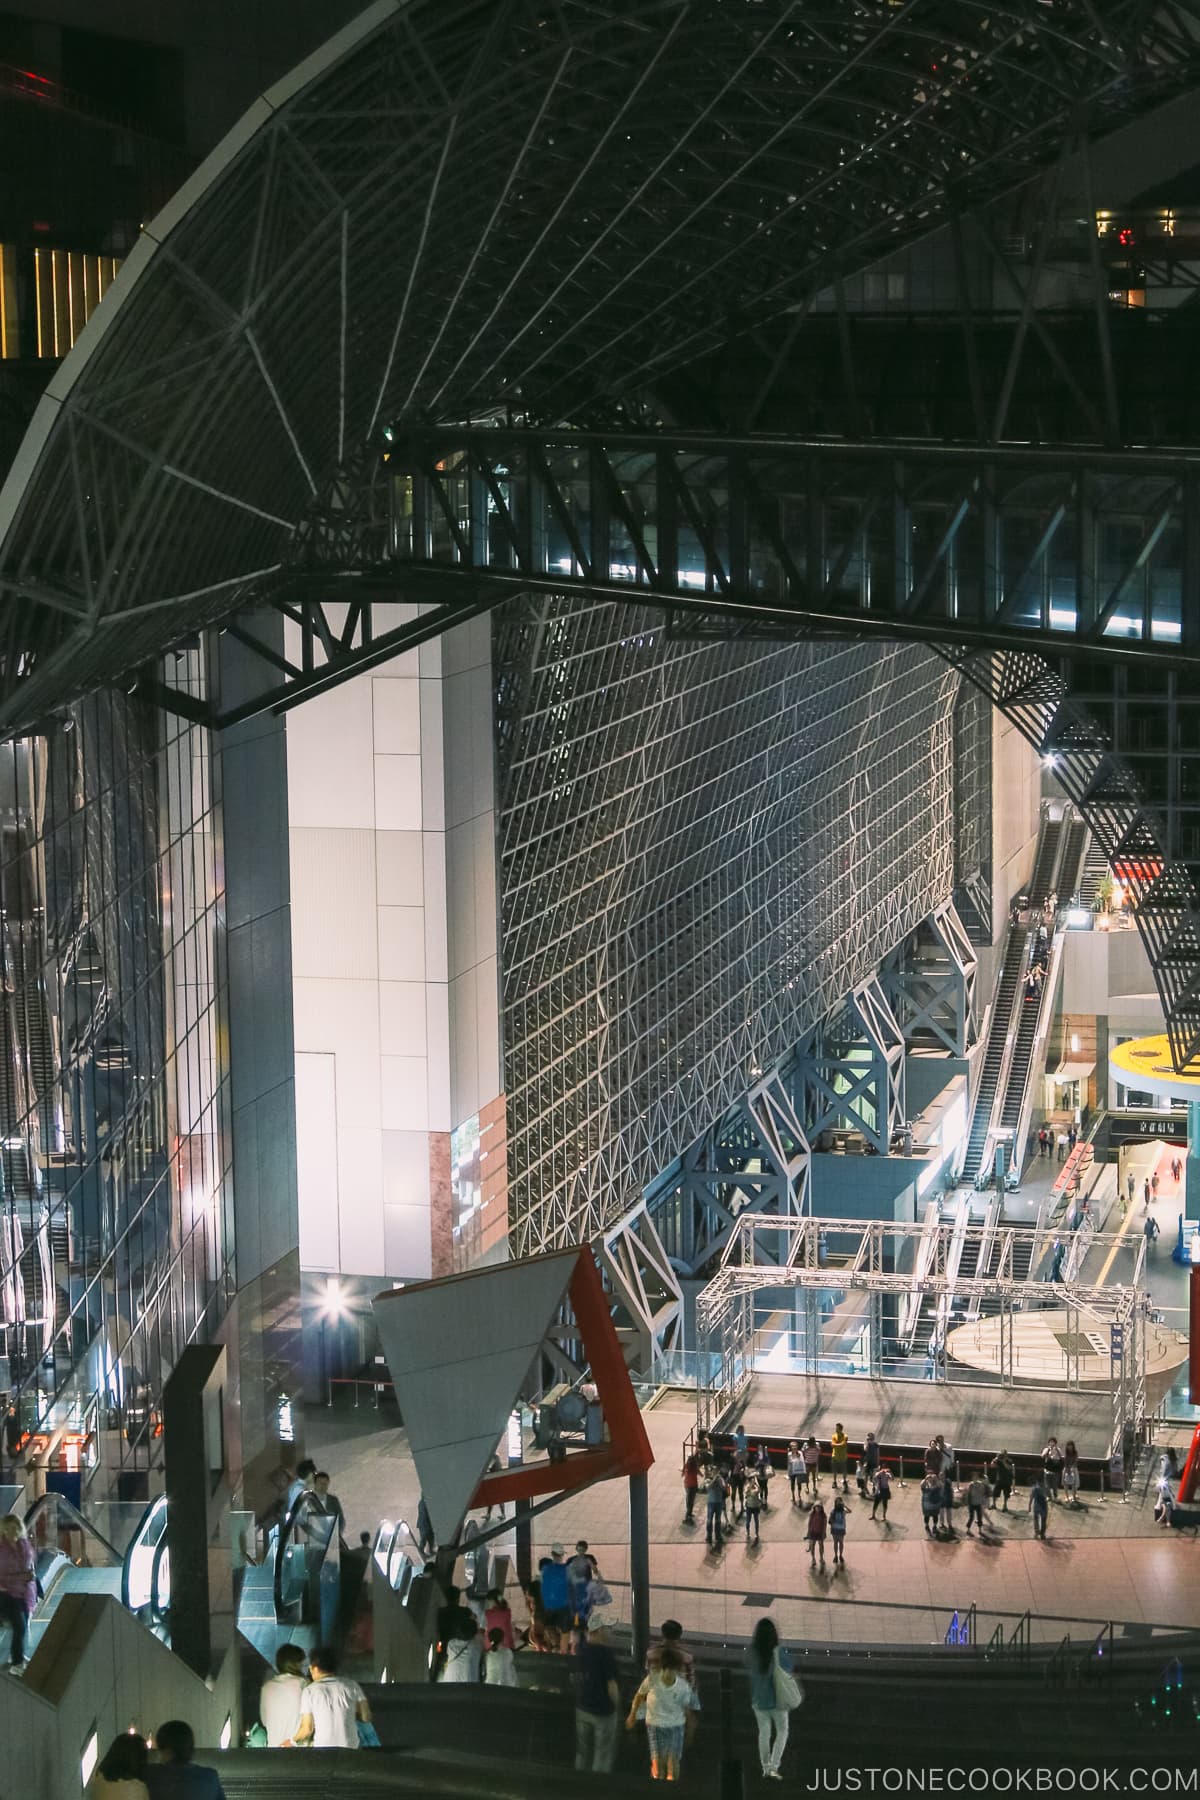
[830,1423,850,1494]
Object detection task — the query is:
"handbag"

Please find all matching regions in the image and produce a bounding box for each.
[587,1580,614,1608]
[357,1720,382,1748]
[773,1654,804,1712]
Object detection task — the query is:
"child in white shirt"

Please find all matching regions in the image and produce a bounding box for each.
[484,1627,517,1686]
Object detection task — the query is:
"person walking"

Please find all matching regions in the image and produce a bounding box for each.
[806,1499,827,1568]
[939,1471,956,1535]
[787,1440,805,1506]
[920,1472,942,1537]
[438,1584,485,1679]
[538,1548,571,1650]
[575,1619,620,1774]
[567,1540,599,1622]
[1042,1436,1064,1502]
[647,1619,697,1686]
[1151,1169,1160,1200]
[830,1496,847,1568]
[745,1617,799,1782]
[987,1450,1014,1512]
[1061,1441,1080,1506]
[682,1450,701,1524]
[89,1733,150,1800]
[870,1464,891,1523]
[1144,1214,1160,1257]
[1028,1476,1049,1541]
[288,1650,372,1751]
[626,1644,697,1783]
[802,1435,820,1497]
[705,1466,729,1550]
[1126,1169,1136,1209]
[964,1475,988,1536]
[744,1473,764,1544]
[830,1422,850,1493]
[414,1494,437,1560]
[1143,1177,1152,1211]
[0,1512,36,1669]
[259,1643,308,1746]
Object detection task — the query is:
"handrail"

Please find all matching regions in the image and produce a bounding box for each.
[273,1489,341,1624]
[1010,929,1067,1185]
[901,1201,941,1350]
[964,1196,1001,1322]
[975,929,1029,1187]
[24,1490,123,1564]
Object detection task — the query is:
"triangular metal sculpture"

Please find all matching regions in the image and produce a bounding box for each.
[373,1243,653,1544]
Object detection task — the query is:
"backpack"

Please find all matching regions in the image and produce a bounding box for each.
[540,1561,569,1611]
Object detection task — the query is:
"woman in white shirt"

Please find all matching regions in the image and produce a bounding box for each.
[626,1644,696,1782]
[88,1732,150,1799]
[259,1642,309,1745]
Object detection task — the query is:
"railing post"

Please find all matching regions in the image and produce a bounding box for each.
[720,1665,744,1800]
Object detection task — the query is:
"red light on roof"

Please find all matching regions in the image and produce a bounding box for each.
[32,222,50,233]
[17,69,52,85]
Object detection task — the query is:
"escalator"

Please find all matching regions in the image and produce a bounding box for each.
[1059,819,1089,907]
[1027,818,1063,908]
[961,928,1027,1184]
[21,1488,171,1661]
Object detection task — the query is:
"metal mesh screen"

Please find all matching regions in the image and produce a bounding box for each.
[495,597,960,1255]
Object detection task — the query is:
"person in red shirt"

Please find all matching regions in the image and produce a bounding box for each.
[485,1588,516,1648]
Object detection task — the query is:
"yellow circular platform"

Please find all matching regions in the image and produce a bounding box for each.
[1109,1034,1200,1102]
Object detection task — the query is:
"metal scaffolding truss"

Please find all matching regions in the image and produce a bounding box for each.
[882,900,979,1058]
[802,976,907,1154]
[1,1,1199,734]
[597,1198,685,1372]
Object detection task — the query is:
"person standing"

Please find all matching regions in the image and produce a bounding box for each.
[806,1499,827,1568]
[538,1548,572,1649]
[626,1644,696,1783]
[939,1471,956,1535]
[304,1472,346,1547]
[1061,1441,1080,1506]
[920,1472,942,1537]
[0,1512,36,1670]
[485,1588,516,1649]
[1029,1476,1049,1541]
[288,1650,371,1751]
[484,1626,517,1687]
[1042,1437,1064,1502]
[987,1450,1014,1512]
[751,1444,773,1508]
[259,1643,308,1746]
[728,1452,747,1520]
[567,1540,599,1623]
[787,1440,805,1506]
[1144,1177,1152,1212]
[870,1464,891,1523]
[705,1466,728,1551]
[964,1475,988,1536]
[829,1496,847,1567]
[733,1423,748,1461]
[744,1617,797,1782]
[802,1435,820,1497]
[744,1473,764,1544]
[438,1584,485,1679]
[575,1619,620,1774]
[682,1450,701,1523]
[647,1619,697,1686]
[830,1423,849,1493]
[860,1432,881,1496]
[1151,1169,1160,1201]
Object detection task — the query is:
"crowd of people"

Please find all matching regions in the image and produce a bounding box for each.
[679,1423,1180,1552]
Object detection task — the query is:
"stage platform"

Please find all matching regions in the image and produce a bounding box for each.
[716,1372,1116,1465]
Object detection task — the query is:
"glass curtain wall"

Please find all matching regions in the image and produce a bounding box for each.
[0,648,232,1495]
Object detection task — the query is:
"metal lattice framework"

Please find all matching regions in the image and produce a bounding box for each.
[498,608,959,1257]
[882,901,980,1058]
[1,0,1199,733]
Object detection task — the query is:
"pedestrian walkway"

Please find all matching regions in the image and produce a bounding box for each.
[305,1387,1197,1650]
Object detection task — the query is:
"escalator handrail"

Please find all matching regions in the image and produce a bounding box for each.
[149,1524,170,1625]
[119,1492,167,1612]
[23,1490,123,1563]
[272,1489,341,1620]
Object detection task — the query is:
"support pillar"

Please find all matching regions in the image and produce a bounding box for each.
[630,1470,651,1666]
[514,1496,533,1591]
[1187,1103,1200,1224]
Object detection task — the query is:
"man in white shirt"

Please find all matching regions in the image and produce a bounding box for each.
[289,1645,372,1748]
[259,1643,308,1746]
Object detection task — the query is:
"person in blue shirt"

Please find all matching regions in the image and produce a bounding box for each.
[539,1548,572,1649]
[733,1424,748,1460]
[143,1722,226,1800]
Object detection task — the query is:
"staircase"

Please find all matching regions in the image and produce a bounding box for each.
[962,929,1027,1184]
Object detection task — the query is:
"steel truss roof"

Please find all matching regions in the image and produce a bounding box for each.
[1,1,1199,732]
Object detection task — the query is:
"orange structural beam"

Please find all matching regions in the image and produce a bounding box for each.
[467,1239,654,1513]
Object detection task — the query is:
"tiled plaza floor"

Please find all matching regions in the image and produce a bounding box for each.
[307,1387,1200,1648]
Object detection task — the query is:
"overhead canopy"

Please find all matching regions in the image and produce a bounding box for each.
[0,0,1197,733]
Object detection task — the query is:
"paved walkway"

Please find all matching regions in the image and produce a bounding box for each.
[306,1390,1198,1648]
